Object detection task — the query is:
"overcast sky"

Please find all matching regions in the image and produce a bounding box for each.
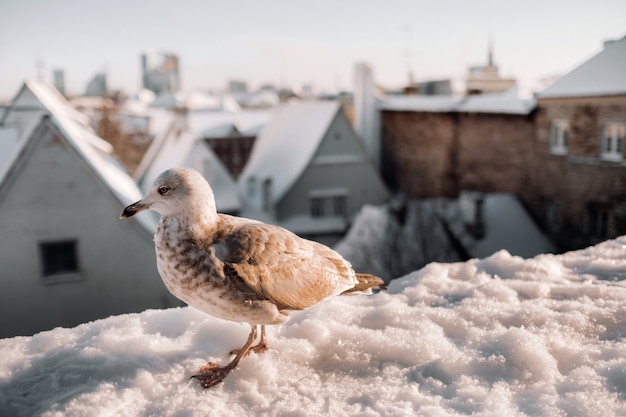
[1,0,625,100]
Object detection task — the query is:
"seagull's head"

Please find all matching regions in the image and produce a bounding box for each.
[120,167,217,219]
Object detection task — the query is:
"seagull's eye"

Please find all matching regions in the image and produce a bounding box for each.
[158,186,170,196]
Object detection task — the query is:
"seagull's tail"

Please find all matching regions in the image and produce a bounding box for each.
[341,273,387,295]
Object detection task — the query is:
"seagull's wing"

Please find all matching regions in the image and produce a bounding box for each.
[214,221,357,310]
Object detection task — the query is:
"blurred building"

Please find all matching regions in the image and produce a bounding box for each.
[53,69,65,96]
[238,100,389,246]
[85,72,107,97]
[466,39,516,95]
[0,80,180,338]
[142,51,180,94]
[531,35,626,250]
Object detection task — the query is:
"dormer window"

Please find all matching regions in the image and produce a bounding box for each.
[549,120,569,155]
[600,122,625,162]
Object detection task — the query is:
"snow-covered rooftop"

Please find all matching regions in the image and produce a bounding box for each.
[538,35,626,99]
[136,116,241,213]
[0,80,157,234]
[2,236,626,416]
[383,89,536,115]
[382,95,461,112]
[238,101,341,203]
[186,109,273,139]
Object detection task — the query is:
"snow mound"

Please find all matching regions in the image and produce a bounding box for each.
[2,238,626,416]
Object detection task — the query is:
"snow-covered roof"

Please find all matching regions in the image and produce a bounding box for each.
[538,35,626,99]
[186,109,273,139]
[238,101,341,203]
[136,115,241,213]
[458,88,536,114]
[383,89,535,115]
[0,80,157,234]
[382,95,461,112]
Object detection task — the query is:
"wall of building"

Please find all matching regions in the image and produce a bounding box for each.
[381,111,458,198]
[277,111,388,221]
[457,112,535,201]
[528,95,626,250]
[0,121,179,338]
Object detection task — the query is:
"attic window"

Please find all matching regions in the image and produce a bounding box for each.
[549,120,569,155]
[39,240,81,284]
[600,122,625,162]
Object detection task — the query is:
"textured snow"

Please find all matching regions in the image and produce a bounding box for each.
[2,236,626,416]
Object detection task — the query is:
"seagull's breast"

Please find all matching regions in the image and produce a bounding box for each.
[153,216,287,325]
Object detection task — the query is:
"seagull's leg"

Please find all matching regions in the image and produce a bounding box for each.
[230,324,268,356]
[251,325,268,354]
[192,325,258,389]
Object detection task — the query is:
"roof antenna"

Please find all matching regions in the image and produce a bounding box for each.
[36,55,45,80]
[488,32,494,67]
[405,25,415,86]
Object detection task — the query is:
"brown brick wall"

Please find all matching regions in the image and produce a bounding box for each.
[457,112,534,200]
[382,96,626,251]
[381,110,534,200]
[382,111,458,197]
[528,96,626,250]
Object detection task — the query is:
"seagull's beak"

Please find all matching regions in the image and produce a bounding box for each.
[120,200,151,219]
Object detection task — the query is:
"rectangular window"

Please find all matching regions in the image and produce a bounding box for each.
[588,205,609,240]
[333,195,347,217]
[549,120,569,155]
[310,197,324,218]
[601,123,626,162]
[39,240,81,284]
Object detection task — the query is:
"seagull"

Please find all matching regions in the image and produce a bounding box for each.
[120,167,385,388]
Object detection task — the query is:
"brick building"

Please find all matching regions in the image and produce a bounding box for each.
[382,92,536,201]
[530,36,626,250]
[381,36,626,252]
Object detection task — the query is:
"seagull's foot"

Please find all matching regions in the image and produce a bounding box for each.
[191,363,233,389]
[230,341,268,356]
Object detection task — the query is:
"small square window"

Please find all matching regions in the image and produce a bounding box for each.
[601,123,626,162]
[333,195,347,217]
[40,240,81,283]
[311,197,324,218]
[549,120,569,155]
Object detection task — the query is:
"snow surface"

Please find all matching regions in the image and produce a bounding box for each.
[3,237,626,416]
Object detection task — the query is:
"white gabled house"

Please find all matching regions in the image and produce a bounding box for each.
[238,100,389,245]
[0,80,181,338]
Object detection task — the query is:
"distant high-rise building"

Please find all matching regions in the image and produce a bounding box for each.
[85,73,107,97]
[465,37,516,95]
[228,80,248,94]
[53,69,65,96]
[141,52,180,94]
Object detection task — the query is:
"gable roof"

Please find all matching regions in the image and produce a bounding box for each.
[538,36,626,99]
[0,80,156,234]
[135,114,241,213]
[238,100,341,203]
